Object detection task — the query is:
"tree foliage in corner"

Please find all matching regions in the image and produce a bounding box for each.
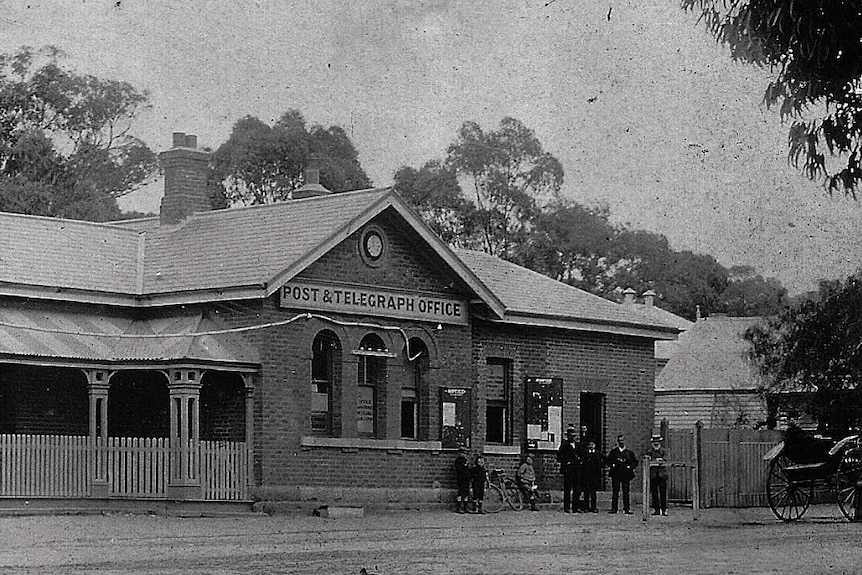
[682,0,862,197]
[211,110,371,205]
[0,46,157,221]
[745,273,862,434]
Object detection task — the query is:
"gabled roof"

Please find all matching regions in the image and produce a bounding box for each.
[655,316,764,392]
[455,249,678,339]
[0,189,678,339]
[0,189,504,315]
[625,303,694,360]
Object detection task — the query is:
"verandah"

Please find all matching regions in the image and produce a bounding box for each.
[0,364,254,502]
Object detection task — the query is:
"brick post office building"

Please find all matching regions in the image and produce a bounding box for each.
[0,133,677,510]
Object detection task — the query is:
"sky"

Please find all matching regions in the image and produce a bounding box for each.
[1,0,860,296]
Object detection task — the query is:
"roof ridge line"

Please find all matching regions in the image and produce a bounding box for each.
[178,186,393,223]
[0,211,144,235]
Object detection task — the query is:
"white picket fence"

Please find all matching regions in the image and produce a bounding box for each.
[0,434,248,501]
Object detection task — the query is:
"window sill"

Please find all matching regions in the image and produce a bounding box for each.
[482,445,522,456]
[301,436,443,451]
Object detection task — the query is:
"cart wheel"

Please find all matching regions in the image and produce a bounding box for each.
[503,479,524,511]
[766,455,812,522]
[835,448,862,522]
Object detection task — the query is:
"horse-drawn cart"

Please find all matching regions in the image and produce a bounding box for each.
[764,433,862,522]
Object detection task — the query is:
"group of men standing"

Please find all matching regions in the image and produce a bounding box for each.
[557,425,646,515]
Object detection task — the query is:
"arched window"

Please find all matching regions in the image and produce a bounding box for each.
[357,333,387,438]
[402,338,429,440]
[311,330,341,435]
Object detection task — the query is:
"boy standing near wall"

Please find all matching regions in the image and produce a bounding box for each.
[454,447,471,513]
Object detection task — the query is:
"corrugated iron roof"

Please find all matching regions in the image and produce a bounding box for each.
[0,308,258,366]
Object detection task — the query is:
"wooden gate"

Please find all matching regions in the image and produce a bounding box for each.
[665,426,695,503]
[659,423,782,508]
[699,426,782,507]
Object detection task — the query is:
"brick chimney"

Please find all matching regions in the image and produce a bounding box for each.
[622,287,636,305]
[159,132,212,224]
[642,290,656,308]
[292,155,331,199]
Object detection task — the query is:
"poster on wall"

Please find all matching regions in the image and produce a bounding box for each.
[440,388,472,449]
[525,376,563,450]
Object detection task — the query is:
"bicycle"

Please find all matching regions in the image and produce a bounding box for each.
[484,468,524,512]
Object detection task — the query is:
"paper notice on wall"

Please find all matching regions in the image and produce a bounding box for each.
[312,392,328,412]
[442,402,456,427]
[527,423,542,439]
[548,405,562,441]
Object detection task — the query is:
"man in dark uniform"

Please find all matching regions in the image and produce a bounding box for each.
[556,425,580,513]
[605,434,638,515]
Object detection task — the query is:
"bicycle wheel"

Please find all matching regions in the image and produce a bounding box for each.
[503,479,523,511]
[484,483,506,513]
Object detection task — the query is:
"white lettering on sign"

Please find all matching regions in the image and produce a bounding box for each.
[280,281,468,325]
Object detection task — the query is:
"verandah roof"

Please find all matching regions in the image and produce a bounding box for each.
[0,308,259,368]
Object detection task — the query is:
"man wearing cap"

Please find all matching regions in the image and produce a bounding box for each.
[645,434,669,516]
[556,425,581,513]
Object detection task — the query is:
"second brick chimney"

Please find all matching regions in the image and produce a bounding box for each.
[292,155,331,200]
[159,132,212,225]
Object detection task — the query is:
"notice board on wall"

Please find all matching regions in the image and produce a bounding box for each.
[440,387,472,449]
[524,376,563,450]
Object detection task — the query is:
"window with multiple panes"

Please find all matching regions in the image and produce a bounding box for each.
[311,331,340,435]
[401,338,428,440]
[357,334,387,438]
[485,357,512,444]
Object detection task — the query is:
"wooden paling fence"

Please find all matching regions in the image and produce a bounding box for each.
[103,437,171,498]
[200,440,250,501]
[655,423,782,509]
[698,426,782,508]
[0,434,248,501]
[0,434,91,497]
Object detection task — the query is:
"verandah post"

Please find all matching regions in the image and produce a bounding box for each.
[167,368,203,500]
[84,369,111,498]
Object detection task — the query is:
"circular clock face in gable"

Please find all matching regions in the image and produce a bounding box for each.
[360,226,386,265]
[364,232,383,259]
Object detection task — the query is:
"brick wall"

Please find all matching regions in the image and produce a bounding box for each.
[210,215,656,496]
[200,371,247,442]
[472,321,656,488]
[0,365,88,435]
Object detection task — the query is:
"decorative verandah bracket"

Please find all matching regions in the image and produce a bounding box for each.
[166,368,203,499]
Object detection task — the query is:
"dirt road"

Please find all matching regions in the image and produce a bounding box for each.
[0,504,858,574]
